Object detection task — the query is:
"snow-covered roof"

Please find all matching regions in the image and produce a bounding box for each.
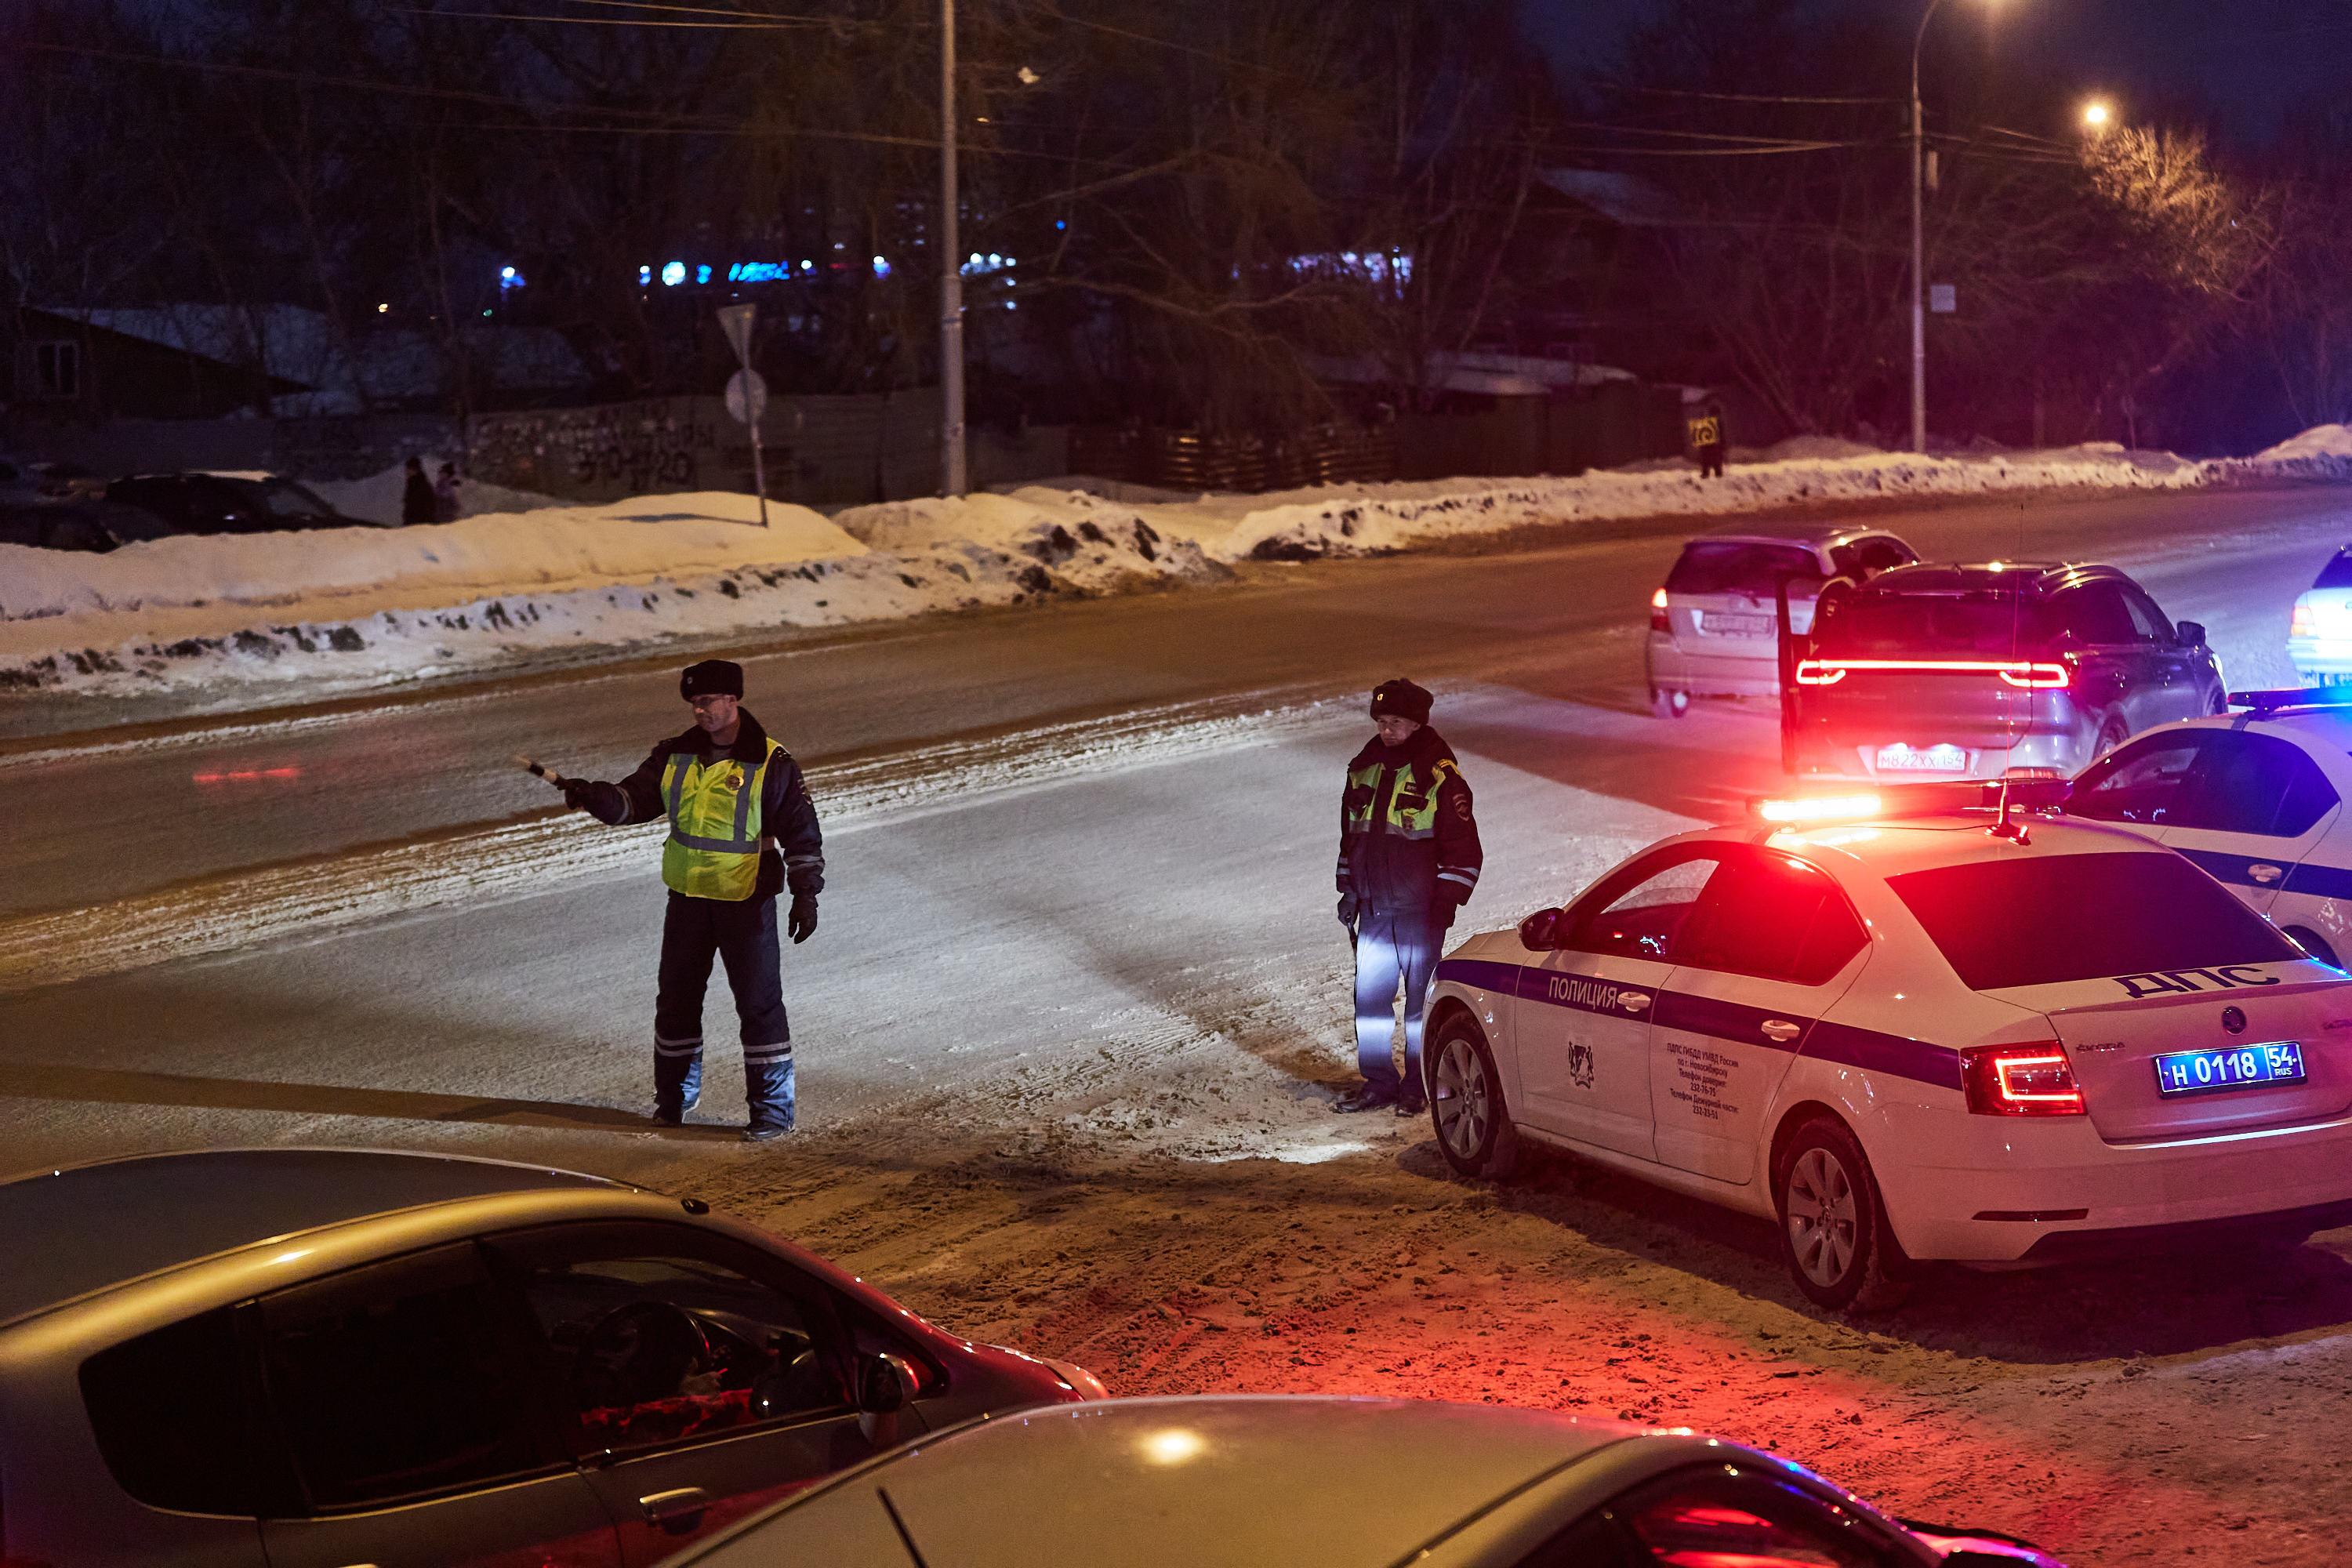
[1537,168,1680,228]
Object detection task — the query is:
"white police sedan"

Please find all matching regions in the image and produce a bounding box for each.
[2063,688,2352,969]
[1423,786,2352,1310]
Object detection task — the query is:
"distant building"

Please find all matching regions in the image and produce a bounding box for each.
[5,304,591,423]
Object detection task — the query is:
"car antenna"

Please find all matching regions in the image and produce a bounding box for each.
[1988,775,2027,843]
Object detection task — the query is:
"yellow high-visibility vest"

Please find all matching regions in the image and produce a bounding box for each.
[660,738,782,901]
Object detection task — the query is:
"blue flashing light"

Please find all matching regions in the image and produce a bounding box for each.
[499,265,518,283]
[1054,219,1066,230]
[639,264,652,287]
[661,260,687,287]
[873,256,891,278]
[696,263,712,285]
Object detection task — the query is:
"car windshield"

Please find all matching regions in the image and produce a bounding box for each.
[1887,851,2300,991]
[1666,542,1820,596]
[1812,586,2052,658]
[256,478,338,519]
[2314,549,2352,591]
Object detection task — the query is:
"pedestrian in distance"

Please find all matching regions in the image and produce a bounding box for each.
[433,460,462,523]
[401,456,437,524]
[1687,396,1727,480]
[558,659,825,1141]
[1334,678,1483,1116]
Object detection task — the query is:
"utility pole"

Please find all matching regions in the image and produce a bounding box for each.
[1909,0,1944,456]
[939,0,967,496]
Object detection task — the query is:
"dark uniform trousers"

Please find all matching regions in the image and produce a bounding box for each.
[655,890,794,1130]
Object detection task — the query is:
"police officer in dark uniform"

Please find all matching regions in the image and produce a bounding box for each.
[1688,396,1727,480]
[561,659,823,1141]
[1335,678,1483,1114]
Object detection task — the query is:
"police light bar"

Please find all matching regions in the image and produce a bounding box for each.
[1753,793,1881,824]
[1750,777,2070,826]
[2228,686,2352,715]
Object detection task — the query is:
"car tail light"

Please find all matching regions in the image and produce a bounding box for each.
[1995,662,2070,689]
[1792,659,1846,685]
[1961,1042,2085,1116]
[1789,658,2065,689]
[1650,587,1670,633]
[2292,601,2317,638]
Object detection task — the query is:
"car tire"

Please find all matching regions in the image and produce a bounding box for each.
[2285,926,2343,969]
[1651,688,1691,720]
[1773,1116,1911,1314]
[1429,1014,1521,1182]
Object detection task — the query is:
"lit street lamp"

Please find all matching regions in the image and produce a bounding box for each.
[2081,98,2114,132]
[1909,0,2003,456]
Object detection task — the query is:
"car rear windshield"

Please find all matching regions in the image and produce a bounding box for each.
[1886,851,2300,991]
[2314,549,2352,590]
[1666,542,1820,595]
[1812,586,2052,658]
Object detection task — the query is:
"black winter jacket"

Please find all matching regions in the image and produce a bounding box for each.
[579,710,826,899]
[1336,725,1482,920]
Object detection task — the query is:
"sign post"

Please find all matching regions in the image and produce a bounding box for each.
[715,303,768,528]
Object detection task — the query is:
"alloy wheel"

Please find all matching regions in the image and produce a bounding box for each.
[1785,1146,1858,1287]
[1432,1037,1488,1160]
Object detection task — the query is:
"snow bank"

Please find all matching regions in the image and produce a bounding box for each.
[0,487,1218,698]
[308,462,564,524]
[6,428,2351,703]
[2256,423,2352,463]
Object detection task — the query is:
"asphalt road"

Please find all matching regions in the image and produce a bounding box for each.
[0,481,2343,920]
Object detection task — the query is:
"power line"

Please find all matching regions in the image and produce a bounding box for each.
[1604,82,1902,107]
[397,7,840,27]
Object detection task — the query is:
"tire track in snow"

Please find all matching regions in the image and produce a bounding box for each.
[0,689,1345,996]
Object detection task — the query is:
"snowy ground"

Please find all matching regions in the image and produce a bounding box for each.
[7,436,2348,706]
[9,483,2352,1561]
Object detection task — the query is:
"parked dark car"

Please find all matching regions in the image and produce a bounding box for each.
[0,1149,1103,1567]
[1788,561,2222,781]
[0,499,180,553]
[104,472,365,535]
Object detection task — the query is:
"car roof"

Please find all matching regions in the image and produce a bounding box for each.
[1717,814,2169,880]
[0,1147,625,1326]
[1853,561,2128,596]
[681,1396,1645,1568]
[1686,527,1889,552]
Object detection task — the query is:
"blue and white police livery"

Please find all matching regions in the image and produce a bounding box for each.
[1422,791,2352,1310]
[2065,691,2352,970]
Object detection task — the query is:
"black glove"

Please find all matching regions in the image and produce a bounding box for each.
[560,778,593,812]
[788,895,819,945]
[1337,891,1359,929]
[1433,887,1466,930]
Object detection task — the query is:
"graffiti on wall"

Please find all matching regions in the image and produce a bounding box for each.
[468,398,722,499]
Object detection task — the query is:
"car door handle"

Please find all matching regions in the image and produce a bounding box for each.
[1615,991,1651,1011]
[2249,863,2285,885]
[1759,1019,1802,1042]
[641,1487,710,1532]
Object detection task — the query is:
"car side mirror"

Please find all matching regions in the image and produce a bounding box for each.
[2176,619,2206,648]
[857,1352,923,1447]
[859,1351,919,1414]
[1517,909,1563,950]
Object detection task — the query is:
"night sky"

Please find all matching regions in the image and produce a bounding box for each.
[1520,0,2350,144]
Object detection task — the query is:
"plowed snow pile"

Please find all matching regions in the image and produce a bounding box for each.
[2,432,2344,700]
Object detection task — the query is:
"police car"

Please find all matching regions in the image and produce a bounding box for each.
[2063,689,2352,970]
[1423,786,2352,1311]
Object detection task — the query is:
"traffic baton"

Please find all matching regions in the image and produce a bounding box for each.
[514,753,569,789]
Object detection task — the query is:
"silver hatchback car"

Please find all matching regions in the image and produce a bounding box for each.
[1646,528,1919,717]
[0,1149,1102,1567]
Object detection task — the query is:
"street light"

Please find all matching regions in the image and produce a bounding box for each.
[1909,0,2002,456]
[2081,98,2114,132]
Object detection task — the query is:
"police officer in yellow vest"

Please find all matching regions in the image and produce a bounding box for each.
[562,659,824,1141]
[1335,678,1483,1115]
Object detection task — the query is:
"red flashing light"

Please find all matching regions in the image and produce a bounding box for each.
[1650,586,1670,633]
[1754,793,1880,825]
[1961,1042,2085,1116]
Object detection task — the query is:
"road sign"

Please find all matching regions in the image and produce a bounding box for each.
[716,302,757,366]
[1929,283,1957,314]
[725,368,768,426]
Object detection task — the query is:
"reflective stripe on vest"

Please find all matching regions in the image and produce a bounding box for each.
[1345,757,1453,841]
[660,739,780,901]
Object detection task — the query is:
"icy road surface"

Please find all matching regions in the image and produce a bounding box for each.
[5,483,2352,1563]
